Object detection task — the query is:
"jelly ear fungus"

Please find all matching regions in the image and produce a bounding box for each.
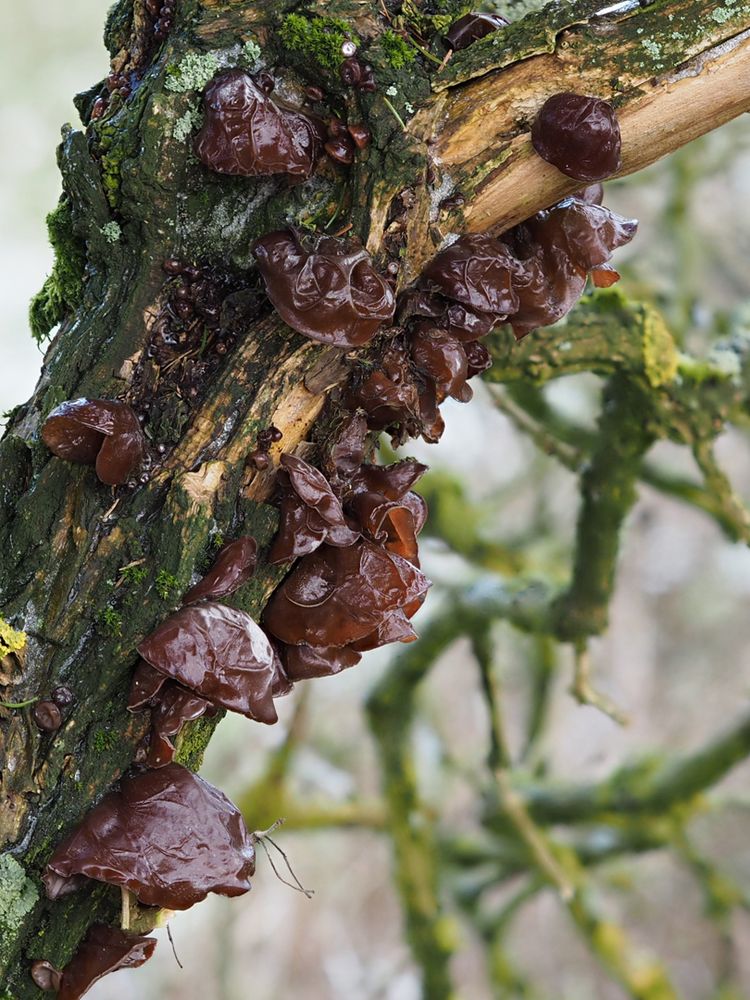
[43,763,256,910]
[41,398,146,485]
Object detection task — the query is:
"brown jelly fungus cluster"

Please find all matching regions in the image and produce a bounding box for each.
[32,925,156,1000]
[195,70,324,178]
[41,399,146,486]
[445,12,510,50]
[531,93,623,182]
[252,230,396,347]
[38,40,641,998]
[43,763,256,909]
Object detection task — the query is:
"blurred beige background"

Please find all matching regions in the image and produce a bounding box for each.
[3,3,750,999]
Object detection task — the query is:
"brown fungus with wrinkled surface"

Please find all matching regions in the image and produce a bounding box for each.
[252,229,395,347]
[269,454,359,564]
[136,601,280,723]
[195,69,323,178]
[264,539,430,649]
[137,682,216,768]
[531,92,622,182]
[33,925,156,1000]
[445,12,509,50]
[41,398,146,485]
[43,763,255,909]
[183,536,258,604]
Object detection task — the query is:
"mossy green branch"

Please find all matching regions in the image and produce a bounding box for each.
[29,199,86,345]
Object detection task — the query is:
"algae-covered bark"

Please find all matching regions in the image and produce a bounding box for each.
[1,0,750,996]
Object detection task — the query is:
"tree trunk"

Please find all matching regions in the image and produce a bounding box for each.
[1,0,749,994]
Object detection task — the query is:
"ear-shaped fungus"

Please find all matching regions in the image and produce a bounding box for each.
[195,70,323,178]
[269,454,359,564]
[445,11,509,50]
[264,539,430,649]
[183,536,258,604]
[531,93,622,182]
[140,682,216,768]
[346,459,428,564]
[279,642,362,681]
[252,230,396,347]
[41,398,146,485]
[420,235,520,319]
[43,763,255,909]
[33,925,156,1000]
[136,601,279,723]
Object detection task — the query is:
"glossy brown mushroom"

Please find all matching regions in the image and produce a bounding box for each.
[43,763,255,909]
[279,642,362,681]
[531,93,622,182]
[127,658,168,711]
[445,12,509,50]
[269,454,359,564]
[408,325,471,402]
[264,539,430,648]
[343,343,420,431]
[143,682,215,768]
[41,398,146,486]
[252,230,395,348]
[420,235,521,318]
[30,960,62,992]
[194,70,323,178]
[54,925,155,1000]
[183,536,258,604]
[137,601,279,724]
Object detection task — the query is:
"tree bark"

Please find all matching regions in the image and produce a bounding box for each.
[1,0,749,994]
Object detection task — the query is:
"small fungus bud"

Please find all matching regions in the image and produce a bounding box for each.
[341,40,357,57]
[33,701,63,733]
[347,123,371,149]
[30,960,62,992]
[269,425,283,442]
[249,449,270,470]
[51,686,74,708]
[531,93,622,182]
[325,136,355,166]
[183,536,258,605]
[358,64,376,92]
[340,57,362,87]
[305,85,325,102]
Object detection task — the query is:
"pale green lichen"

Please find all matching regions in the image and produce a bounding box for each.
[641,39,662,60]
[100,221,122,243]
[711,7,734,21]
[643,309,678,388]
[0,618,27,658]
[0,855,38,970]
[172,107,203,142]
[240,38,262,67]
[165,51,220,94]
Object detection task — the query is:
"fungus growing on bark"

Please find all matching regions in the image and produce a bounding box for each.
[344,342,420,431]
[325,135,355,165]
[43,763,255,909]
[183,536,258,604]
[194,70,323,178]
[41,398,146,486]
[408,325,472,402]
[32,700,63,732]
[346,459,428,564]
[264,539,430,648]
[269,454,359,564]
[33,925,156,999]
[136,602,279,723]
[531,93,622,182]
[278,642,362,681]
[141,682,216,768]
[420,235,520,318]
[445,12,509,50]
[252,230,395,347]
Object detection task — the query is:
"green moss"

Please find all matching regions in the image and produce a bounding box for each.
[91,729,118,752]
[155,569,179,600]
[96,607,123,638]
[277,14,358,74]
[28,199,86,344]
[120,564,148,587]
[174,714,223,771]
[382,29,416,69]
[0,618,27,658]
[0,856,38,973]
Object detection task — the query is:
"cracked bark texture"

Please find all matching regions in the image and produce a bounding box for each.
[1,0,749,995]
